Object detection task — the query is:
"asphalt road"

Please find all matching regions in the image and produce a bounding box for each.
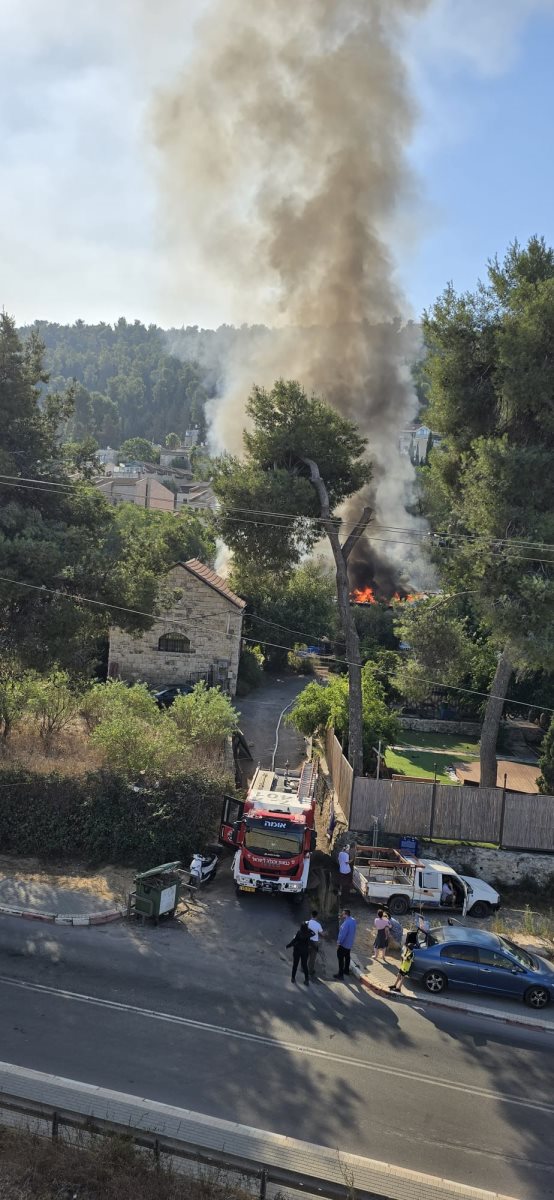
[236,673,309,778]
[0,891,552,1200]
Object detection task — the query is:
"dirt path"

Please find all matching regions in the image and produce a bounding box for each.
[0,855,134,906]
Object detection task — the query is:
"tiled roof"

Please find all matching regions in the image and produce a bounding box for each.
[179,559,246,610]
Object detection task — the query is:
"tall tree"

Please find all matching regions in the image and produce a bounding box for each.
[0,316,215,673]
[423,238,554,785]
[213,380,372,772]
[118,437,159,463]
[231,557,337,667]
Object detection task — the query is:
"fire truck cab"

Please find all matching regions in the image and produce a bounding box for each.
[220,762,317,898]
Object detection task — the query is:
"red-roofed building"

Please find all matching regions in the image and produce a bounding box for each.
[108,560,246,695]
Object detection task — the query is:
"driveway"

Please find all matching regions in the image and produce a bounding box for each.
[236,673,310,780]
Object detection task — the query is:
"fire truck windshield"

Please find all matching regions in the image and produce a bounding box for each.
[244,818,303,858]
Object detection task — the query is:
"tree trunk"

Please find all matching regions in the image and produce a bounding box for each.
[301,458,371,777]
[479,649,513,788]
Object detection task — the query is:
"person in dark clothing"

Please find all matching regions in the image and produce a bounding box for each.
[286,921,312,985]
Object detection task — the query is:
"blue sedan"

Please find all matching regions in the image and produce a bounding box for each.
[411,925,554,1009]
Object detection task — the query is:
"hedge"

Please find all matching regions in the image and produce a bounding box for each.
[0,768,230,867]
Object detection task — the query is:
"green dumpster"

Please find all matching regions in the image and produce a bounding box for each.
[133,861,182,920]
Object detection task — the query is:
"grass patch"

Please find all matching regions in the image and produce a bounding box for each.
[396,731,479,755]
[385,748,462,785]
[0,1127,252,1200]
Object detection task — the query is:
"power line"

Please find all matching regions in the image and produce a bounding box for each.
[0,571,551,715]
[0,472,553,552]
[241,634,554,715]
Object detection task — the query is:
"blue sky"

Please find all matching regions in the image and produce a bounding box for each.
[402,2,554,316]
[0,0,553,327]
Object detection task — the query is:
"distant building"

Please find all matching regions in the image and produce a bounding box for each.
[108,560,246,694]
[159,446,192,470]
[96,446,118,466]
[399,425,442,464]
[95,473,174,511]
[175,482,217,512]
[183,429,200,449]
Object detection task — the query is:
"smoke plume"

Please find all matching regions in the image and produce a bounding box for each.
[153,0,432,592]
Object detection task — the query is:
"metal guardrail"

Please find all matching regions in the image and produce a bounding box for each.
[0,1090,390,1200]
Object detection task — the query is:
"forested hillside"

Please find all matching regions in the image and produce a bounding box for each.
[19,318,215,448]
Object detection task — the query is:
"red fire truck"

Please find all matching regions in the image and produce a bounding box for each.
[220,761,318,898]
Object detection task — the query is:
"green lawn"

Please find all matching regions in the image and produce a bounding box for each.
[396,730,479,755]
[385,747,464,785]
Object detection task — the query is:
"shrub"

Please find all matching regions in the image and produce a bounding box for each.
[287,645,315,674]
[0,766,231,865]
[236,646,264,695]
[81,680,158,731]
[170,682,238,755]
[26,669,82,746]
[90,711,183,779]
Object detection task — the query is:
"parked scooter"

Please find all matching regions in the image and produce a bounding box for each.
[189,844,221,887]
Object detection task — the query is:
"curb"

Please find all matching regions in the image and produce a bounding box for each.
[0,903,125,928]
[350,958,554,1033]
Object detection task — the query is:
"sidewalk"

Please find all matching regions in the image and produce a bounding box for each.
[0,878,124,926]
[351,951,554,1032]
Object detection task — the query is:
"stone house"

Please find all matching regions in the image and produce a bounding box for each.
[108,560,246,695]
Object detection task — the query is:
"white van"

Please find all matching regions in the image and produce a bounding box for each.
[351,847,500,919]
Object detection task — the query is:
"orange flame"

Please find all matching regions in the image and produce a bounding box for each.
[351,588,424,605]
[351,586,377,604]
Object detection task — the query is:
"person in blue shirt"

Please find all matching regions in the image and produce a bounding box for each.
[333,909,357,979]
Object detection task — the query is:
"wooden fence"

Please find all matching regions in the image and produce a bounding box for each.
[325,729,353,824]
[324,731,554,852]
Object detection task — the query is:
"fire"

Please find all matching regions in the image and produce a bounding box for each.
[351,586,377,604]
[350,588,424,605]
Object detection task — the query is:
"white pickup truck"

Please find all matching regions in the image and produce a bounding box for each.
[351,846,500,919]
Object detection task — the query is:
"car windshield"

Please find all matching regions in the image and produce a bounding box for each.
[499,937,536,970]
[244,823,303,858]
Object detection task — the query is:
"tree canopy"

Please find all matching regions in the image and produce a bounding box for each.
[213,379,372,772]
[0,316,215,673]
[19,317,211,447]
[288,664,399,774]
[213,380,370,571]
[422,238,554,783]
[231,557,337,667]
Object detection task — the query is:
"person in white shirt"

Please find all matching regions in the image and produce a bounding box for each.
[337,845,352,895]
[307,908,324,979]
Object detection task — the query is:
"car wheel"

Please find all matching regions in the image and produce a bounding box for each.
[389,895,409,916]
[469,901,490,919]
[423,970,447,994]
[524,985,550,1009]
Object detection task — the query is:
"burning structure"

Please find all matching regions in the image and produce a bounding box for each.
[350,586,423,606]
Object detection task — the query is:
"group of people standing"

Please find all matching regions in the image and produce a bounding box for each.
[286,908,357,985]
[286,905,426,992]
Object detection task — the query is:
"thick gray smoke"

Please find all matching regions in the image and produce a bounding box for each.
[153,0,432,591]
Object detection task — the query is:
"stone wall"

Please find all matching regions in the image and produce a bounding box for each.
[399,717,481,737]
[108,564,243,695]
[421,841,554,888]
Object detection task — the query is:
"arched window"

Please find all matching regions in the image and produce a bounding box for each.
[158,633,192,654]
